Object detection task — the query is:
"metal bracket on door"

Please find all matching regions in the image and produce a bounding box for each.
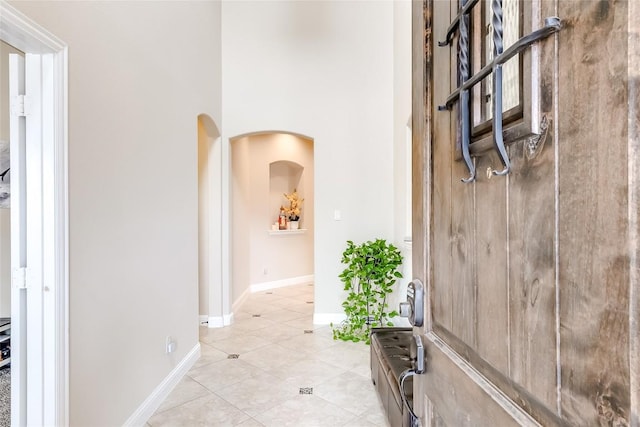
[12,267,27,290]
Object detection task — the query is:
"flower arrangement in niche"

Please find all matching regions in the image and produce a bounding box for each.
[283,189,303,221]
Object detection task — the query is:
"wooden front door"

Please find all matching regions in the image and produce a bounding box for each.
[412,0,637,425]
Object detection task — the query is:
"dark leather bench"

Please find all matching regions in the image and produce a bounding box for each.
[370,327,414,427]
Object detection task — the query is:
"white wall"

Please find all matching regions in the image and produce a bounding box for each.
[231,132,314,301]
[222,0,396,320]
[198,119,210,317]
[10,2,222,425]
[231,136,251,304]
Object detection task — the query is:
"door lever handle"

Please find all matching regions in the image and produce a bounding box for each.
[414,334,425,374]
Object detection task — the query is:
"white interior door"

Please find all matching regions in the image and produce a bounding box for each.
[9,52,46,427]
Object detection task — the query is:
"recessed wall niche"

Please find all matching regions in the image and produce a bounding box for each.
[270,160,304,229]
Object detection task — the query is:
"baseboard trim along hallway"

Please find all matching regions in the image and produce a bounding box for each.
[123,343,201,427]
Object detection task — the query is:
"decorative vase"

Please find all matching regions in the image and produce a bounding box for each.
[289,220,299,230]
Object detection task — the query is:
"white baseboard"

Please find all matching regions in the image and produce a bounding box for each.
[313,312,346,325]
[207,316,224,328]
[250,274,314,293]
[123,342,201,427]
[205,314,233,328]
[200,312,234,328]
[223,313,233,326]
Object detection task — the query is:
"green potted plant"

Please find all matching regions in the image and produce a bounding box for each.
[331,239,403,344]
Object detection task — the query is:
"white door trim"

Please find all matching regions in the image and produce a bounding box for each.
[9,51,27,427]
[1,2,69,425]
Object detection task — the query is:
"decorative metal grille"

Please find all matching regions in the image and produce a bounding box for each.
[438,1,561,182]
[483,0,520,121]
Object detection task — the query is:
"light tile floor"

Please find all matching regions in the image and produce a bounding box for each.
[148,284,390,427]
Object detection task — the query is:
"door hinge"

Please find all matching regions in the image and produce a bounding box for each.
[10,94,31,117]
[12,267,27,290]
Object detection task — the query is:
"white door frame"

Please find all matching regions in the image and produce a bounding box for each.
[1,2,68,425]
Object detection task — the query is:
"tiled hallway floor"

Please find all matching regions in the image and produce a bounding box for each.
[148,284,390,427]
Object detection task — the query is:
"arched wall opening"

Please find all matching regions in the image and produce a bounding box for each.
[230,131,314,309]
[197,114,225,326]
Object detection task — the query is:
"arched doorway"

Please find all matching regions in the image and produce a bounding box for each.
[197,114,225,326]
[229,131,314,311]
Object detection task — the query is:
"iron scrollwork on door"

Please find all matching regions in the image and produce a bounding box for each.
[438,0,561,182]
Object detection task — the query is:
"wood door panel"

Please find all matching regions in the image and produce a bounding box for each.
[475,150,509,375]
[430,0,454,332]
[449,166,477,347]
[423,332,548,427]
[507,136,558,410]
[556,1,630,424]
[431,323,566,426]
